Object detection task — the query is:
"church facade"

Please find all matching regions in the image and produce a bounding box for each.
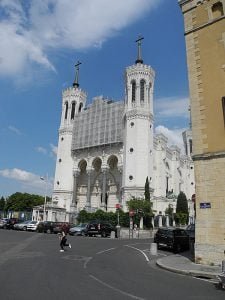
[50,41,195,222]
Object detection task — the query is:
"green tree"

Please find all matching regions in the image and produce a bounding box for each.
[5,192,45,211]
[165,204,173,217]
[175,191,189,225]
[144,177,150,201]
[0,196,5,211]
[127,197,152,215]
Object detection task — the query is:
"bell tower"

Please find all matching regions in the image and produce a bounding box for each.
[122,37,155,203]
[52,62,87,213]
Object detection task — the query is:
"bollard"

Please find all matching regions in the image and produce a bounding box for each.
[222,260,225,273]
[150,243,158,255]
[110,231,115,239]
[116,225,120,238]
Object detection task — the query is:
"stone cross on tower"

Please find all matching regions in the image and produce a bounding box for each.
[135,36,144,64]
[73,61,82,88]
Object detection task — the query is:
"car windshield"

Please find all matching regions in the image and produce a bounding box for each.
[30,221,37,224]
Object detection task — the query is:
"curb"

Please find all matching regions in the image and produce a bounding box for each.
[156,258,220,280]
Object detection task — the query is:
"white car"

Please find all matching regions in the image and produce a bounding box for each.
[27,221,39,231]
[14,220,32,231]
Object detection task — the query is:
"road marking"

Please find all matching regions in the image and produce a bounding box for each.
[89,274,146,300]
[96,247,116,255]
[124,245,149,262]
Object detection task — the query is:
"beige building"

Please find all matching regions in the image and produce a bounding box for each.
[179,0,225,265]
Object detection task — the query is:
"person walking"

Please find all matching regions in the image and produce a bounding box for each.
[59,230,71,252]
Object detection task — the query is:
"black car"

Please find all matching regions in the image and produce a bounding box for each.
[185,224,195,241]
[36,221,57,233]
[85,221,115,237]
[1,218,20,230]
[154,228,190,253]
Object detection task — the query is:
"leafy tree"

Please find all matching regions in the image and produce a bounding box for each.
[76,209,130,227]
[0,196,5,211]
[4,192,45,211]
[175,191,189,225]
[165,204,173,217]
[127,197,152,216]
[144,177,150,201]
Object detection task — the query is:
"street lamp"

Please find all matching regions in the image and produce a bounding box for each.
[40,174,48,221]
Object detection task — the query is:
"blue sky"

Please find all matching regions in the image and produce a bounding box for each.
[0,0,190,198]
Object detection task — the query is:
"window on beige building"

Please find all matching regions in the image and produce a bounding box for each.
[212,2,224,19]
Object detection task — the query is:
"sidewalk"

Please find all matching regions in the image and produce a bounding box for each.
[156,253,222,280]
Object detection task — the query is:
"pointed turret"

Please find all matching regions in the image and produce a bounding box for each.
[135,36,144,64]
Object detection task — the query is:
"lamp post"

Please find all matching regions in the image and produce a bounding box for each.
[40,174,48,221]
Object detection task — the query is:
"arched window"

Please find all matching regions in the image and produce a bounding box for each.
[140,79,145,102]
[212,2,224,18]
[71,102,76,120]
[64,102,68,119]
[78,102,83,112]
[131,80,136,102]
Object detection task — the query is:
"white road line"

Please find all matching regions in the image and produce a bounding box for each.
[89,274,146,300]
[96,247,116,255]
[124,245,150,262]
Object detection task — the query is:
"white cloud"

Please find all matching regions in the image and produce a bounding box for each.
[35,146,47,155]
[0,0,161,78]
[155,125,186,153]
[8,125,22,135]
[50,143,57,156]
[0,168,53,195]
[155,96,190,120]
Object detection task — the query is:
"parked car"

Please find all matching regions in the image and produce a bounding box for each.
[185,224,195,240]
[36,221,57,233]
[69,223,88,236]
[27,221,39,231]
[85,221,116,237]
[0,218,20,229]
[14,220,33,231]
[154,227,190,253]
[0,218,9,229]
[52,222,71,234]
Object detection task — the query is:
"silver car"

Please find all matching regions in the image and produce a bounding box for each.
[69,223,88,236]
[27,221,39,231]
[14,220,32,231]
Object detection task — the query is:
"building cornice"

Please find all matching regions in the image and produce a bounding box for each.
[193,150,225,161]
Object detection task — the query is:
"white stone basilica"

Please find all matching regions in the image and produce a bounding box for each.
[48,39,195,222]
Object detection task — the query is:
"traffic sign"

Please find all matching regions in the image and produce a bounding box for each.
[115,203,121,209]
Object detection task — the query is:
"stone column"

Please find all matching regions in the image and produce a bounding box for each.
[72,170,79,205]
[86,169,92,211]
[158,214,163,227]
[101,168,107,209]
[70,170,79,222]
[165,214,169,227]
[118,165,123,205]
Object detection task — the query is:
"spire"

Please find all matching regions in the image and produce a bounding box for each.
[73,61,82,88]
[135,36,144,64]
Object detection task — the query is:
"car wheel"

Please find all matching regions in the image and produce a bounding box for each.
[22,226,27,231]
[174,244,181,253]
[81,231,85,236]
[101,231,107,238]
[157,243,161,250]
[46,229,51,234]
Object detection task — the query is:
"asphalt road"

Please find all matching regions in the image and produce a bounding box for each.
[0,230,224,300]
